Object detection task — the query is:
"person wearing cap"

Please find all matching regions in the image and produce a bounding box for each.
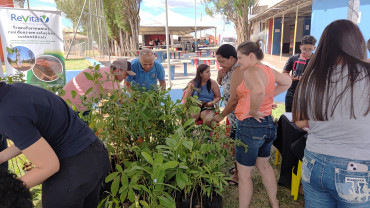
[124,48,166,91]
[62,59,135,115]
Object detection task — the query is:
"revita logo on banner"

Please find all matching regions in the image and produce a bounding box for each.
[10,14,50,23]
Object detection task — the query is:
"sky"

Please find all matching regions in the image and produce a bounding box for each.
[7,46,34,61]
[27,0,237,38]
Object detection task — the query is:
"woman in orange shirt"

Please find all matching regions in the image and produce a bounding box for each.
[235,41,291,208]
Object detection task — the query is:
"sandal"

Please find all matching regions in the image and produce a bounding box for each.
[226,179,238,186]
[228,167,235,175]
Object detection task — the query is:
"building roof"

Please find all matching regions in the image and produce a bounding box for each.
[250,0,312,23]
[140,10,215,35]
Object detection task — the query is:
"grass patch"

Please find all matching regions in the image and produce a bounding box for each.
[64,59,92,70]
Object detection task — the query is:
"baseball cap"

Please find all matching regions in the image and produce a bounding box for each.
[111,59,136,76]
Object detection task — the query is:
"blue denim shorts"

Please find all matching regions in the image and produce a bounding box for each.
[235,115,276,167]
[301,149,370,208]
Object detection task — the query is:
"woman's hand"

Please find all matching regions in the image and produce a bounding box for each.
[249,111,265,123]
[211,114,224,123]
[205,101,214,107]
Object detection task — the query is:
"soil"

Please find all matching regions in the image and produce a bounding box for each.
[33,57,62,81]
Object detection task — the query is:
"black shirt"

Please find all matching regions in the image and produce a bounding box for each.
[283,54,311,96]
[0,82,96,159]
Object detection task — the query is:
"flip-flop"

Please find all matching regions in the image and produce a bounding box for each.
[226,179,238,186]
[228,167,235,175]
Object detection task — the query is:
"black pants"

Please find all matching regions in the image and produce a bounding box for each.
[285,94,293,113]
[0,135,8,170]
[42,139,111,208]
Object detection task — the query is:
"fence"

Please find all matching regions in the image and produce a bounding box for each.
[12,0,110,60]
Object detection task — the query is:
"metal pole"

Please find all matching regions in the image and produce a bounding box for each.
[271,16,274,55]
[280,11,284,61]
[264,21,267,53]
[194,0,197,52]
[27,0,30,9]
[214,27,217,46]
[89,0,94,58]
[66,0,88,59]
[97,0,103,58]
[94,0,100,58]
[293,6,298,56]
[101,0,110,63]
[165,0,171,86]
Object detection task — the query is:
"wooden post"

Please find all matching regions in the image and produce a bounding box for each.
[280,12,285,61]
[293,6,298,56]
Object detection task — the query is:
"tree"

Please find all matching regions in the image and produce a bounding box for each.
[202,0,256,44]
[55,0,141,56]
[103,0,141,55]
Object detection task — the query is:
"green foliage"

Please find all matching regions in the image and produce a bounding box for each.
[76,65,235,207]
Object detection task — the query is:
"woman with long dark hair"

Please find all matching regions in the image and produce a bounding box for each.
[235,41,291,208]
[293,19,370,207]
[183,64,221,126]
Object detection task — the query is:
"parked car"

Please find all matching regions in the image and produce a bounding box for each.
[220,37,236,47]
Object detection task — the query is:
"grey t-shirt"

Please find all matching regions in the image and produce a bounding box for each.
[305,65,370,160]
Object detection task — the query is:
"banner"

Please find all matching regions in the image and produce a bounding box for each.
[0,7,65,86]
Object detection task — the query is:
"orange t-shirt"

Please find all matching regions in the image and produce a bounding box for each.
[235,64,275,121]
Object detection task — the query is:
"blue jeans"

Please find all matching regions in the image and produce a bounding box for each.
[302,150,370,208]
[235,115,276,166]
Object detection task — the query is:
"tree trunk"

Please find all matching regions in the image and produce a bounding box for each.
[119,29,125,56]
[234,14,249,44]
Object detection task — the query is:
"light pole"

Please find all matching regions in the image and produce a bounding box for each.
[165,0,171,86]
[194,0,197,52]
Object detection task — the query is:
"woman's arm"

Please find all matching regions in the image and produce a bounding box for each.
[295,120,309,129]
[0,144,22,165]
[20,137,60,188]
[183,82,195,100]
[206,79,221,106]
[212,67,243,122]
[273,69,292,97]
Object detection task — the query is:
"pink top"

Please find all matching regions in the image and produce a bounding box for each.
[62,66,120,111]
[235,64,275,121]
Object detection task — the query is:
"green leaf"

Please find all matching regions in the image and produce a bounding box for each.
[95,64,100,70]
[105,172,119,183]
[128,188,135,202]
[85,87,93,95]
[141,152,154,165]
[121,173,128,187]
[6,47,14,54]
[176,173,187,189]
[182,140,193,151]
[183,118,195,128]
[159,161,179,170]
[119,189,128,202]
[71,90,77,99]
[154,153,163,166]
[84,72,94,80]
[111,177,120,196]
[116,164,123,172]
[158,196,176,208]
[140,200,149,207]
[59,89,66,96]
